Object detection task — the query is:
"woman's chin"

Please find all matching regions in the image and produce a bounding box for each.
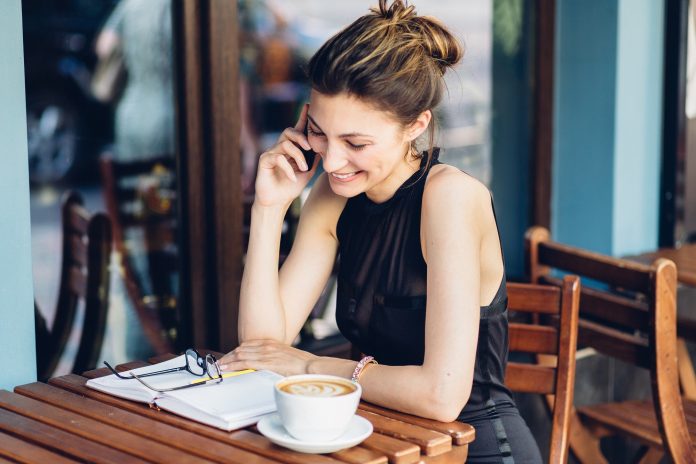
[328,171,365,196]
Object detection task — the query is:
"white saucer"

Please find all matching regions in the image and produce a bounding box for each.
[256,413,373,454]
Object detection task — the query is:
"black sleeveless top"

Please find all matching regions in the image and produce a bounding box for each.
[335,149,514,418]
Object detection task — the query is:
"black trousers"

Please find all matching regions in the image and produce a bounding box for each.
[462,401,542,464]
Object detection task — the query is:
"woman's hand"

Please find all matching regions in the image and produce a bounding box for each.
[254,104,318,208]
[218,339,318,377]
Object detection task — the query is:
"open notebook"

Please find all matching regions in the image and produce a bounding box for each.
[86,355,283,431]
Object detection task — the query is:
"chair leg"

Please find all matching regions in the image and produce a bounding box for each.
[536,354,608,464]
[567,410,608,464]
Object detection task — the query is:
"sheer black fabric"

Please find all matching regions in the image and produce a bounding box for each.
[335,149,541,463]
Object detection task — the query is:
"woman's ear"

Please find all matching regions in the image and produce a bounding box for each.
[404,109,432,143]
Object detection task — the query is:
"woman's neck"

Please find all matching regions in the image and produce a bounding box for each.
[364,156,422,204]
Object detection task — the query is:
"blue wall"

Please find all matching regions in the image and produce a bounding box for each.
[612,0,663,255]
[553,0,664,255]
[0,0,36,390]
[490,0,532,279]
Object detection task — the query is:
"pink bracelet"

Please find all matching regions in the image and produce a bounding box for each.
[351,356,377,383]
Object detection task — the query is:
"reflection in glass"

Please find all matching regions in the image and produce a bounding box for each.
[684,2,696,244]
[95,0,179,358]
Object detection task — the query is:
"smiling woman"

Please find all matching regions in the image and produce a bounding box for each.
[220,1,542,462]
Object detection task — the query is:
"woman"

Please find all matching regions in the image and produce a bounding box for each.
[219,1,542,461]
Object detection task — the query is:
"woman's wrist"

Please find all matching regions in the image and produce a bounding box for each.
[251,200,290,217]
[305,356,357,379]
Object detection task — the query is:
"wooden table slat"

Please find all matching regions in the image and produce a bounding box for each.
[0,390,209,464]
[0,430,80,464]
[0,408,145,464]
[417,445,469,463]
[360,432,421,464]
[15,382,280,464]
[227,430,348,464]
[330,446,389,464]
[359,402,475,446]
[356,409,451,456]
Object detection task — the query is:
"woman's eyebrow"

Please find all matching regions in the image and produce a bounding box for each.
[307,114,373,139]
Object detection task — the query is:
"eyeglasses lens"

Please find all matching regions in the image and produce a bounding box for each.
[185,349,206,376]
[205,354,222,381]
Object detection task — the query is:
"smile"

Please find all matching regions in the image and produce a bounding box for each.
[330,171,361,181]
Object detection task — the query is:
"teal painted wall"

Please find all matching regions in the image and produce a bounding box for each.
[612,0,663,256]
[0,0,36,390]
[553,0,663,256]
[553,0,618,255]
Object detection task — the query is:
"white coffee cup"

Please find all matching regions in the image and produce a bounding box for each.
[274,374,362,442]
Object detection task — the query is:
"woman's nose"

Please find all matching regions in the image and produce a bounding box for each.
[320,143,348,173]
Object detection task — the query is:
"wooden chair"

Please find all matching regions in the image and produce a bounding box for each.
[34,191,112,381]
[526,226,695,463]
[505,276,581,463]
[99,154,177,354]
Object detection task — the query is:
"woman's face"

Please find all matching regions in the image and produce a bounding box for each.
[307,91,425,202]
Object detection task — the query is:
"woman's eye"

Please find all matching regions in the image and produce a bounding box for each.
[307,128,324,137]
[348,141,368,150]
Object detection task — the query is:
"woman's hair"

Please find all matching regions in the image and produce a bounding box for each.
[307,0,463,164]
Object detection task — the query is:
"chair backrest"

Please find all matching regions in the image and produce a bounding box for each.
[505,277,580,464]
[99,154,176,354]
[36,191,112,380]
[525,226,693,462]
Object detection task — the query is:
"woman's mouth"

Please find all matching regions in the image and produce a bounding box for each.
[330,171,362,182]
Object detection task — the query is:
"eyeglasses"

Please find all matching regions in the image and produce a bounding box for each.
[103,348,223,393]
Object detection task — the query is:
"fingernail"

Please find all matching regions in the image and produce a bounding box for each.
[220,364,228,370]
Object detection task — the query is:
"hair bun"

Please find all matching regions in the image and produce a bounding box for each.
[373,0,416,22]
[372,0,463,73]
[415,15,463,72]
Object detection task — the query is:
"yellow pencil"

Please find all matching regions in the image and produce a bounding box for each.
[190,369,256,384]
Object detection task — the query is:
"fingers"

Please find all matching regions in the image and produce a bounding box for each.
[259,152,297,182]
[279,140,309,172]
[275,153,299,182]
[219,345,274,371]
[280,126,312,153]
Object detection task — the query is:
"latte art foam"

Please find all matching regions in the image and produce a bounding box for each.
[279,380,355,397]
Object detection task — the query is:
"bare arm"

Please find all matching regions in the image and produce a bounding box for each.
[238,174,344,344]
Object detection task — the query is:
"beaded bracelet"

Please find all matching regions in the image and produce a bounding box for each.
[351,356,377,383]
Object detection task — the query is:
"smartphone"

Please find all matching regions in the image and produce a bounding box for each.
[294,125,316,169]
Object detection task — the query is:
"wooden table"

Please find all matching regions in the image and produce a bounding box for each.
[0,353,475,463]
[626,243,696,286]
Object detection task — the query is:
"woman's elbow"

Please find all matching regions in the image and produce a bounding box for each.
[427,383,471,423]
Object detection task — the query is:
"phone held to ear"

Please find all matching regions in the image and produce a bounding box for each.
[294,125,316,169]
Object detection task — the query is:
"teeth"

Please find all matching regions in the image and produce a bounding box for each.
[332,172,357,179]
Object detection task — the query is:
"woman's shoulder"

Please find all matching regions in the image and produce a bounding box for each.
[423,163,491,213]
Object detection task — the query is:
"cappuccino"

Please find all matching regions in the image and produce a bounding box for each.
[274,374,362,441]
[278,379,356,397]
